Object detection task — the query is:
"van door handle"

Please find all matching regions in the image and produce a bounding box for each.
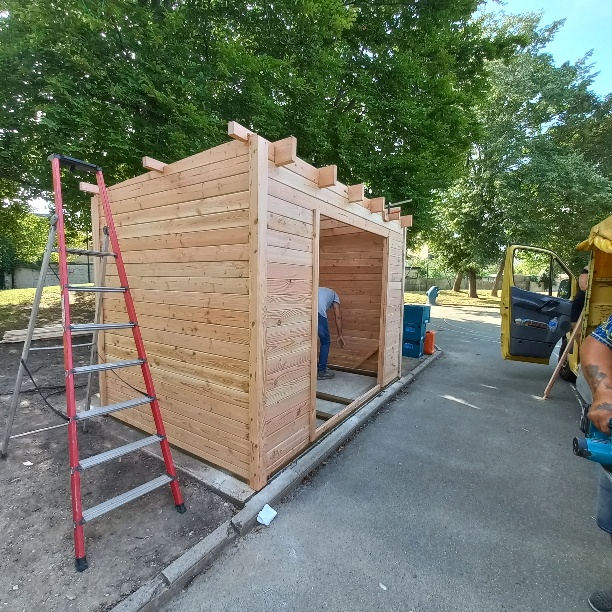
[539,299,559,311]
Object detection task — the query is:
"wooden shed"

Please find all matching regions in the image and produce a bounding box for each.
[91,122,411,491]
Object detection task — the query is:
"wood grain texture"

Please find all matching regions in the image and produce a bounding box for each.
[319,216,384,373]
[248,135,269,490]
[96,147,255,483]
[264,198,314,473]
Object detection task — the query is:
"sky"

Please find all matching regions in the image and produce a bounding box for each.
[484,0,612,98]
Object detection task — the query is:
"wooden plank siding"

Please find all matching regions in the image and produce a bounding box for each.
[262,174,314,474]
[91,127,406,490]
[95,140,253,479]
[381,232,405,385]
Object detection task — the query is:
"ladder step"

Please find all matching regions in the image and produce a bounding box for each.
[74,395,155,420]
[64,248,116,257]
[67,286,126,293]
[79,435,162,470]
[69,322,135,332]
[81,475,173,523]
[29,342,93,351]
[72,359,144,375]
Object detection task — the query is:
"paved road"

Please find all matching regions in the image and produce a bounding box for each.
[164,305,612,612]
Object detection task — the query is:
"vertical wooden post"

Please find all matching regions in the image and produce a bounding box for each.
[90,196,107,408]
[248,135,269,490]
[310,210,321,442]
[377,236,390,385]
[398,227,407,377]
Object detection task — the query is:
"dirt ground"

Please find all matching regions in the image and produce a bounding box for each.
[0,339,237,612]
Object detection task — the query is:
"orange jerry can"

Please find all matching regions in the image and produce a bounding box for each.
[424,330,436,355]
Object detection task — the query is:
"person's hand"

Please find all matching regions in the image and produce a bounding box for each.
[337,335,345,349]
[588,407,612,434]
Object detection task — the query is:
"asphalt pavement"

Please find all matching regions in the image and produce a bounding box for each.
[162,305,612,612]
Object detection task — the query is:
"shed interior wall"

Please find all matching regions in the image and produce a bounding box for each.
[94,139,253,479]
[319,215,384,374]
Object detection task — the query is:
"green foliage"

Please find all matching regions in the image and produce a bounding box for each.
[1,0,516,238]
[0,210,50,286]
[429,13,612,277]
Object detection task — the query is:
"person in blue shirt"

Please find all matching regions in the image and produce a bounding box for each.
[317,287,345,380]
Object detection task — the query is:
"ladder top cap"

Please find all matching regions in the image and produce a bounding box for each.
[48,154,102,173]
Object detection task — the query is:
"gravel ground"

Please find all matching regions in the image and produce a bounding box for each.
[0,338,237,611]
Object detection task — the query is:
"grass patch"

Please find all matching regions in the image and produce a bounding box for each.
[404,289,501,309]
[0,286,94,337]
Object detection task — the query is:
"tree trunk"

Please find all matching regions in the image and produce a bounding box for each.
[491,259,504,297]
[468,269,478,298]
[452,272,464,292]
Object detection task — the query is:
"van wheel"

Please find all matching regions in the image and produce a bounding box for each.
[558,337,577,382]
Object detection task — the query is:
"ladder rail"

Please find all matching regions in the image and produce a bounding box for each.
[51,156,87,565]
[0,215,58,457]
[83,228,110,432]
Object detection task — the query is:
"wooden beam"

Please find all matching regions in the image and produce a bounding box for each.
[315,385,381,439]
[310,210,320,443]
[228,121,254,143]
[352,346,379,369]
[318,165,337,188]
[400,215,413,228]
[248,134,269,491]
[315,391,352,405]
[368,197,385,213]
[79,182,99,194]
[142,157,166,173]
[272,136,297,166]
[383,206,400,221]
[348,184,365,203]
[328,365,378,378]
[316,409,335,421]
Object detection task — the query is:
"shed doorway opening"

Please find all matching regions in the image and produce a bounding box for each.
[314,215,385,436]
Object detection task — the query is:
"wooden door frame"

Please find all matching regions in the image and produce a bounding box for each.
[312,218,385,441]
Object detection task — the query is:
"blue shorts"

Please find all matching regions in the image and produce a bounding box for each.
[596,464,612,533]
[592,315,612,350]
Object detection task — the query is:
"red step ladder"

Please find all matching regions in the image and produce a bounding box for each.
[49,155,185,571]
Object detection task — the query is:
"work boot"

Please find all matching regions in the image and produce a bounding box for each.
[589,587,612,611]
[317,369,335,380]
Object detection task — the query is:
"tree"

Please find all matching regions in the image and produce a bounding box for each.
[0,210,51,287]
[1,0,517,237]
[429,14,612,296]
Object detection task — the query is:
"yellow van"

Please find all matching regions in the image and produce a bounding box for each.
[500,217,612,393]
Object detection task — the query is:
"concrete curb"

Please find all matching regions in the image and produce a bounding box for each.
[111,349,442,612]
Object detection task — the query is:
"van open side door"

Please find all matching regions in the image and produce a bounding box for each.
[501,246,574,364]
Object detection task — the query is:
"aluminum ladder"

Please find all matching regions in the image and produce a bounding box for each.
[1,155,186,572]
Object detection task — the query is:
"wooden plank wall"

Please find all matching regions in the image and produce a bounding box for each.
[380,231,404,385]
[263,180,315,476]
[261,155,405,477]
[319,217,384,373]
[93,140,253,480]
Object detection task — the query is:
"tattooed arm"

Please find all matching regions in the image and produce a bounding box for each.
[581,335,612,434]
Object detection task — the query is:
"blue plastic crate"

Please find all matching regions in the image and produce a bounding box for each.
[403,322,426,342]
[402,337,424,358]
[403,304,430,325]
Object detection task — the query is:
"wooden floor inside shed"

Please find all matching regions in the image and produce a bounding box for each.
[315,370,378,426]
